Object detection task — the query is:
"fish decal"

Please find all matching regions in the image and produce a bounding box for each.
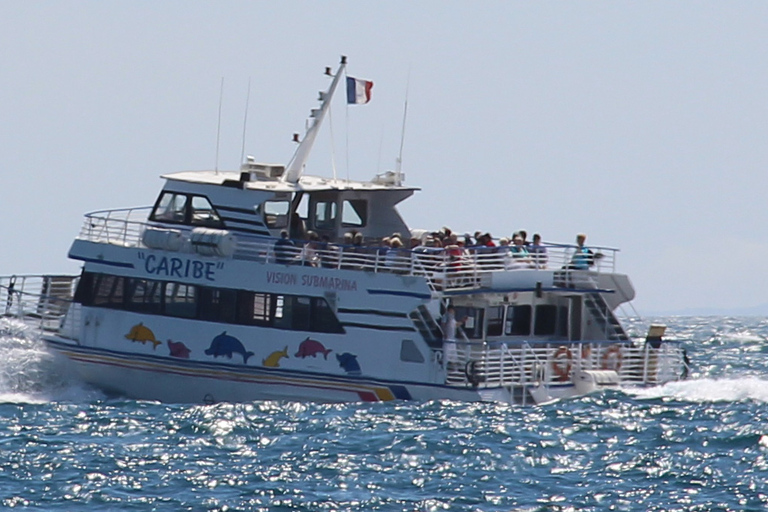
[124,323,161,349]
[336,352,361,375]
[167,339,191,359]
[262,346,289,368]
[295,337,332,359]
[204,331,254,364]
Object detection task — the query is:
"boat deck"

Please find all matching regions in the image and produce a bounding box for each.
[76,207,621,293]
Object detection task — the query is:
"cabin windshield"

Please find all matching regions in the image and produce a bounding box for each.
[150,191,223,228]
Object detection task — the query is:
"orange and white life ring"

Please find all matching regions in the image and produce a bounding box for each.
[551,346,573,382]
[601,345,623,371]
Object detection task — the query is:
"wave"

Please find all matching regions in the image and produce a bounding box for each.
[0,318,102,404]
[626,376,768,404]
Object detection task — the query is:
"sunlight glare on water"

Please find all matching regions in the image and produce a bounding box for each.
[0,316,767,510]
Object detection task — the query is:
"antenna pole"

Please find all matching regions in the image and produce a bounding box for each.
[215,77,224,174]
[240,77,252,164]
[396,69,410,185]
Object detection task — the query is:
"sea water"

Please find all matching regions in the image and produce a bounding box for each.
[0,316,767,511]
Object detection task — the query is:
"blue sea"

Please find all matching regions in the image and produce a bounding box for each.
[1,316,767,511]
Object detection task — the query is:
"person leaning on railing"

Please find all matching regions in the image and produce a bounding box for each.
[530,233,548,269]
[274,230,297,265]
[567,233,603,270]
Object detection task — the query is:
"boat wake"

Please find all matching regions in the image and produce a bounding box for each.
[0,318,101,403]
[626,376,768,404]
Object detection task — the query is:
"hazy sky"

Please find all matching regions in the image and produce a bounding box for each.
[2,2,767,314]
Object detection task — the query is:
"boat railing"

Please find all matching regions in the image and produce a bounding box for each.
[442,340,687,388]
[79,207,154,247]
[0,274,81,338]
[75,209,620,291]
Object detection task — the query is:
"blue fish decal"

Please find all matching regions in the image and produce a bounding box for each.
[204,331,254,364]
[336,352,361,375]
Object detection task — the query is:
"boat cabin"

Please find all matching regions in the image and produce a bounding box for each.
[148,162,417,244]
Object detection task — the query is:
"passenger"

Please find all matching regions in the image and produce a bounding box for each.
[495,237,511,270]
[569,233,595,270]
[530,233,548,269]
[386,237,409,272]
[320,234,340,269]
[442,305,466,366]
[273,230,297,265]
[301,230,320,267]
[340,232,355,269]
[419,237,444,270]
[518,230,529,247]
[508,235,533,269]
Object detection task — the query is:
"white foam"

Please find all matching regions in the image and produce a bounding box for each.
[626,377,768,404]
[0,318,101,403]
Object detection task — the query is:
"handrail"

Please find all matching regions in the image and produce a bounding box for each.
[75,208,622,292]
[441,339,686,388]
[0,275,81,339]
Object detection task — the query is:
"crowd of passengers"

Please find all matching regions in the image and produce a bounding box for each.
[272,227,599,272]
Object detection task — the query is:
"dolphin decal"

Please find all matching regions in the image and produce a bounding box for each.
[262,347,289,368]
[125,323,161,349]
[167,339,191,359]
[204,331,254,364]
[295,337,332,359]
[336,352,362,375]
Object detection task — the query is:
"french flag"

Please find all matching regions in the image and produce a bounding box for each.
[346,76,373,104]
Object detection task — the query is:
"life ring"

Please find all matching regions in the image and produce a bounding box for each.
[601,345,623,371]
[551,346,573,382]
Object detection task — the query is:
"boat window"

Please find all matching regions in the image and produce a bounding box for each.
[505,305,532,336]
[310,297,344,333]
[457,307,484,339]
[198,287,237,323]
[313,200,338,230]
[486,306,504,337]
[80,272,345,334]
[273,295,343,333]
[400,339,425,363]
[557,306,568,337]
[534,305,558,336]
[263,200,290,229]
[165,283,197,319]
[341,199,367,228]
[152,192,189,223]
[124,278,163,314]
[73,272,95,305]
[190,196,223,228]
[91,274,124,307]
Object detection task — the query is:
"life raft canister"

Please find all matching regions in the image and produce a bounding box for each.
[551,346,573,382]
[601,345,623,371]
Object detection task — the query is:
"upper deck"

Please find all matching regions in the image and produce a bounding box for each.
[73,206,629,300]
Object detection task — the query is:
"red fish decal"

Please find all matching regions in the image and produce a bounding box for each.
[295,337,332,359]
[167,339,191,359]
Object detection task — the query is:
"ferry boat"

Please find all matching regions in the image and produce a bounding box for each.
[0,57,688,405]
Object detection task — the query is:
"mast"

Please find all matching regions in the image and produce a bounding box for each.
[282,55,347,184]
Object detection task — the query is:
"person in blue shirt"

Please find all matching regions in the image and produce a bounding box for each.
[274,230,297,265]
[569,233,594,270]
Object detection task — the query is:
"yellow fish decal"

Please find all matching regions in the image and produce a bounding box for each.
[262,346,289,368]
[125,323,161,349]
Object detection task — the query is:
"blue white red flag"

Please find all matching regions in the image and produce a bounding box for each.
[346,76,373,104]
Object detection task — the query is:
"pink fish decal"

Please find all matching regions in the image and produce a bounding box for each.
[167,339,191,359]
[295,337,332,359]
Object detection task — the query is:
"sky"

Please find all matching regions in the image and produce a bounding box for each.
[2,2,767,315]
